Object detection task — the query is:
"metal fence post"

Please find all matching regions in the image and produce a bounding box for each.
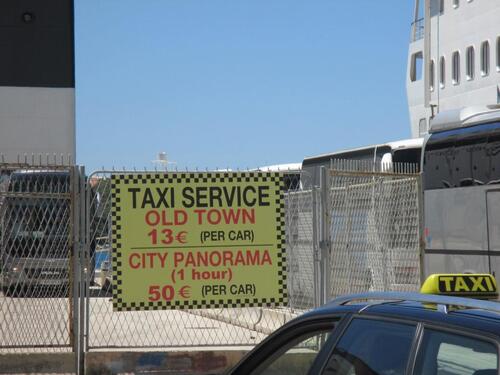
[319,166,331,305]
[79,166,86,374]
[70,166,81,374]
[417,172,425,284]
[312,186,320,308]
[68,166,86,375]
[85,171,91,357]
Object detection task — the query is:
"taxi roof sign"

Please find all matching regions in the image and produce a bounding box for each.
[421,274,498,300]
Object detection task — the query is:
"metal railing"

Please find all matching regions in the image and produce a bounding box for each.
[411,18,424,42]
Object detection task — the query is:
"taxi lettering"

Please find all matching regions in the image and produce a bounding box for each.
[438,275,495,293]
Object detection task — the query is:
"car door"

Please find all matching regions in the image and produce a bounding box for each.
[318,317,419,375]
[412,326,499,375]
[227,316,344,375]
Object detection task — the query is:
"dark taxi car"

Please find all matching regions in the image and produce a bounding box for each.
[228,274,500,375]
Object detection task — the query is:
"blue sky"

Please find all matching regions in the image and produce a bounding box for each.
[75,1,415,171]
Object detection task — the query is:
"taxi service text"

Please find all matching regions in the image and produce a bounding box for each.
[438,275,496,293]
[110,172,286,311]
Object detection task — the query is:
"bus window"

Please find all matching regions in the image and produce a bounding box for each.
[487,132,500,183]
[424,148,454,189]
[424,124,500,189]
[471,142,489,186]
[392,148,422,170]
[453,138,473,187]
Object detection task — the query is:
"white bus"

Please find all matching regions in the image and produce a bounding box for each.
[422,106,500,279]
[301,138,423,188]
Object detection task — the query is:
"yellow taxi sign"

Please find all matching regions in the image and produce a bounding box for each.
[420,274,498,300]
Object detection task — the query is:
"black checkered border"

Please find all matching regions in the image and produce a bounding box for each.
[111,297,290,312]
[110,171,282,185]
[274,174,288,307]
[110,175,124,308]
[110,172,288,311]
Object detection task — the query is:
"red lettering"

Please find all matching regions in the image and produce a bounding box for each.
[158,252,168,268]
[147,210,189,226]
[220,208,255,224]
[147,253,156,268]
[261,250,272,265]
[148,285,160,301]
[145,210,160,226]
[148,285,174,301]
[234,250,245,265]
[242,209,255,224]
[171,249,273,267]
[197,251,208,267]
[129,253,141,269]
[185,252,195,267]
[209,251,221,266]
[174,210,188,225]
[174,252,184,267]
[207,209,221,224]
[194,209,205,224]
[223,251,233,265]
[222,209,240,224]
[161,210,173,225]
[246,250,259,265]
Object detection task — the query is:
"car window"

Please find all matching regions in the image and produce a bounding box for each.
[413,329,498,375]
[251,328,333,375]
[321,318,416,375]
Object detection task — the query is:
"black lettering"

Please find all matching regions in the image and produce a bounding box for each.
[155,187,170,208]
[223,186,237,206]
[182,187,195,208]
[196,187,208,208]
[170,188,175,207]
[141,188,156,209]
[242,186,257,206]
[258,186,270,206]
[128,188,141,209]
[209,186,223,207]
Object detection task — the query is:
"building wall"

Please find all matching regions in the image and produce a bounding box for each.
[0,0,75,164]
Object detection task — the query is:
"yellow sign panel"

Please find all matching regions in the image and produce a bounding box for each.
[111,172,286,311]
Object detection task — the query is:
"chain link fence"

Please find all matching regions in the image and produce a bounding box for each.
[285,185,319,309]
[0,164,78,353]
[328,160,422,298]
[0,162,422,362]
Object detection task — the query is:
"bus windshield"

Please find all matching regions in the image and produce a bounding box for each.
[1,172,71,259]
[3,198,70,258]
[424,121,500,190]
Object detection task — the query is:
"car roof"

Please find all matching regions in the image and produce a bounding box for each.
[298,297,500,338]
